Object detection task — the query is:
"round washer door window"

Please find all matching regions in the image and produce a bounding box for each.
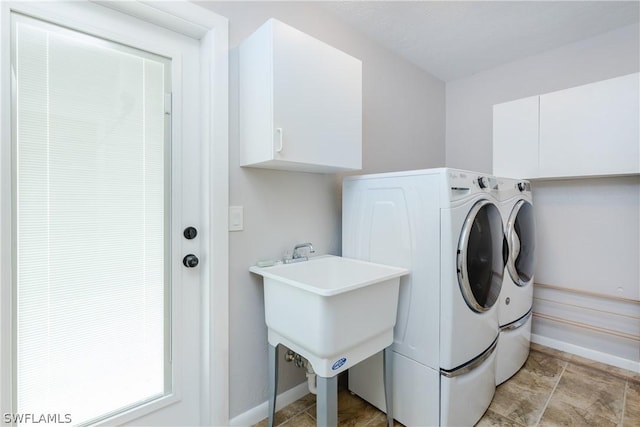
[457,200,504,312]
[507,200,536,286]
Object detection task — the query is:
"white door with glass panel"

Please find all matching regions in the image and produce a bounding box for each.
[7,6,205,425]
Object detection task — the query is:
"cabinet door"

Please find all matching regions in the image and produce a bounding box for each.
[272,21,362,171]
[539,73,639,177]
[493,96,539,178]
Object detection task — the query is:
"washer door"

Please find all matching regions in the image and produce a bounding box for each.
[457,200,504,312]
[507,200,536,286]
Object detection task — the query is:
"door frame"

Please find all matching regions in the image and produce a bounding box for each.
[0,1,229,425]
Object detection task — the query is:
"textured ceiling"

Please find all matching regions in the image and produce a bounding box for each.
[319,1,640,82]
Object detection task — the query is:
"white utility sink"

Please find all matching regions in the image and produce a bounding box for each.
[250,255,408,377]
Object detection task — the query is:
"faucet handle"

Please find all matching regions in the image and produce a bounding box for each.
[292,242,315,259]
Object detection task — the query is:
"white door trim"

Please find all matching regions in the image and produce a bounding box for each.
[0,1,229,425]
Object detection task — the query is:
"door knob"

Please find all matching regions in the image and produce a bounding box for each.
[183,226,197,240]
[183,254,199,268]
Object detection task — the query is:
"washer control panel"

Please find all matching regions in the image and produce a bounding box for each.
[446,170,499,200]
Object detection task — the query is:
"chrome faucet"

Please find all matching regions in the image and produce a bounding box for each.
[285,242,315,263]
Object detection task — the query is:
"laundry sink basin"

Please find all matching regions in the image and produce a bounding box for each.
[250,255,408,376]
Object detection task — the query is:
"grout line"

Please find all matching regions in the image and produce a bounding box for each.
[271,394,317,426]
[293,398,317,423]
[305,400,317,420]
[278,406,314,426]
[533,360,568,426]
[620,380,628,427]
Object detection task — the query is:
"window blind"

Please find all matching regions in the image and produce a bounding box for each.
[15,17,168,425]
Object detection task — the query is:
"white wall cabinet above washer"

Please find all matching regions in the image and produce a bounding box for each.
[493,72,639,179]
[239,19,362,173]
[493,96,540,178]
[539,73,639,178]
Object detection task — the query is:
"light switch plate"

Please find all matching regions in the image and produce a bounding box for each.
[229,206,244,231]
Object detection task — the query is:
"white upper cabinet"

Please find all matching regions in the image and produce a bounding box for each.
[239,19,363,173]
[493,72,639,179]
[493,96,540,179]
[539,73,639,177]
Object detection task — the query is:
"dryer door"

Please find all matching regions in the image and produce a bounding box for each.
[507,200,536,286]
[457,200,504,312]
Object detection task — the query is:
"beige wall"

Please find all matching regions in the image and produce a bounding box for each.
[200,1,445,418]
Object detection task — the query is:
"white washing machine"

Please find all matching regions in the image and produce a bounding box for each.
[494,177,536,385]
[343,168,504,427]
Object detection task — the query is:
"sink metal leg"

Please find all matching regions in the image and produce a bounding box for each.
[268,344,279,427]
[316,375,338,427]
[383,346,394,427]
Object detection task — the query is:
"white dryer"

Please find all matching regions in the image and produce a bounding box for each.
[494,177,536,385]
[343,168,504,427]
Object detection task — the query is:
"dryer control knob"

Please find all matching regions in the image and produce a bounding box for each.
[478,176,489,189]
[517,182,530,192]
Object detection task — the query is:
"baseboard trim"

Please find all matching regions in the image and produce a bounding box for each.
[228,382,310,426]
[531,333,640,373]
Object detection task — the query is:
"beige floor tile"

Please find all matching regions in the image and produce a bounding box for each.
[484,350,564,426]
[568,353,640,383]
[530,343,639,383]
[530,343,571,361]
[550,362,626,424]
[363,411,404,427]
[337,391,382,426]
[280,411,317,427]
[517,350,568,384]
[623,381,640,427]
[487,380,550,426]
[281,394,317,422]
[305,390,382,427]
[253,393,316,426]
[538,399,617,427]
[623,406,640,427]
[475,409,526,427]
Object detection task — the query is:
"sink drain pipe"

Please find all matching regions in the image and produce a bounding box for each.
[285,350,317,394]
[304,360,317,394]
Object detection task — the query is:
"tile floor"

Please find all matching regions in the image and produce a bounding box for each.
[254,343,640,426]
